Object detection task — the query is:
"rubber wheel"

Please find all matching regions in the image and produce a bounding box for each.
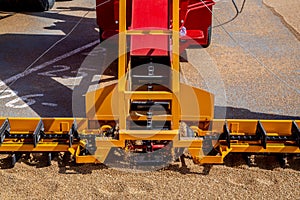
[99,28,105,42]
[11,154,16,168]
[202,26,212,48]
[38,0,55,11]
[46,153,52,166]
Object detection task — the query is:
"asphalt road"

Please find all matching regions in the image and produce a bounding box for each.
[0,0,299,119]
[0,0,99,117]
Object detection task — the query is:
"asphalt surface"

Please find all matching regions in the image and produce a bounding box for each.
[0,0,299,119]
[0,0,99,117]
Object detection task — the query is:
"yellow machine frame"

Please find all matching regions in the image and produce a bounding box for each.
[0,0,299,167]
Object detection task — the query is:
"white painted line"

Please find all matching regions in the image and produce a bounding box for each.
[41,102,58,107]
[0,40,100,87]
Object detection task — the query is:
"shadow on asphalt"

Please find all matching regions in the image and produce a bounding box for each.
[0,0,77,12]
[0,5,106,117]
[224,153,300,171]
[215,106,300,120]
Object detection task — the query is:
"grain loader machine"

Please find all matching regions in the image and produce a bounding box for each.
[0,0,299,169]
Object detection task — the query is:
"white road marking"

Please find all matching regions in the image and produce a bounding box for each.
[38,65,70,77]
[41,102,58,107]
[51,76,83,90]
[5,94,44,109]
[0,40,100,87]
[0,89,18,99]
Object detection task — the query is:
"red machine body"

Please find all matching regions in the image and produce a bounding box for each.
[130,0,169,56]
[96,0,215,49]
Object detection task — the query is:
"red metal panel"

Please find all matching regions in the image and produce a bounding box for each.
[95,0,215,48]
[130,0,168,29]
[130,0,169,56]
[181,0,214,46]
[96,0,133,40]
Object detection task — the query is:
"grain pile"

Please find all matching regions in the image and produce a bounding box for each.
[0,154,299,199]
[264,0,300,36]
[204,0,300,117]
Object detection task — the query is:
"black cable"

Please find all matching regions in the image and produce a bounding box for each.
[214,0,246,28]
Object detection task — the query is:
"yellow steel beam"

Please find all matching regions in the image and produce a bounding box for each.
[199,156,225,164]
[118,0,127,130]
[171,0,180,130]
[0,143,77,152]
[76,155,99,164]
[172,0,180,67]
[129,115,173,121]
[173,138,203,148]
[119,129,179,140]
[228,144,300,153]
[224,119,299,135]
[96,139,125,147]
[124,91,173,100]
[75,146,100,163]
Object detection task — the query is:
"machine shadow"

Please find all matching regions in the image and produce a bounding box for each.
[224,153,300,171]
[0,153,109,173]
[0,6,117,117]
[56,153,108,174]
[215,106,300,120]
[163,163,212,175]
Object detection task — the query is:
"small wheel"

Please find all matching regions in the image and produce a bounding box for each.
[99,28,105,42]
[11,154,16,168]
[278,154,288,168]
[202,26,212,48]
[37,0,55,11]
[47,153,52,166]
[11,153,22,168]
[244,154,255,167]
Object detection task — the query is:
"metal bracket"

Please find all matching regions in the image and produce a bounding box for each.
[146,111,153,129]
[291,121,300,148]
[222,121,231,148]
[33,119,44,148]
[0,118,10,145]
[256,121,267,149]
[68,120,78,147]
[11,153,22,167]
